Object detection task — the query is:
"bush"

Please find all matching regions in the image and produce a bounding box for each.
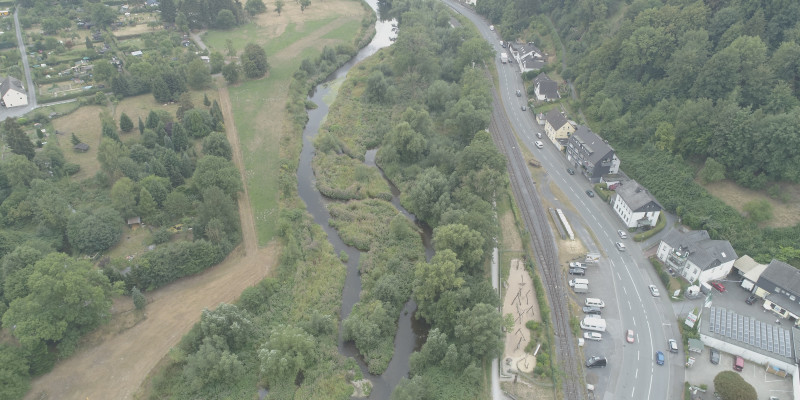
[649,257,670,288]
[713,371,757,400]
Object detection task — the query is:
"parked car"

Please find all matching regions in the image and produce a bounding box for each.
[569,261,587,269]
[710,281,726,292]
[733,355,744,371]
[710,348,720,364]
[584,332,602,341]
[569,268,586,276]
[567,168,575,175]
[655,351,665,365]
[617,230,627,239]
[585,190,595,197]
[489,25,494,31]
[585,356,607,368]
[668,339,678,353]
[615,242,626,251]
[521,105,527,111]
[626,329,635,343]
[746,294,758,305]
[583,306,602,315]
[649,285,660,297]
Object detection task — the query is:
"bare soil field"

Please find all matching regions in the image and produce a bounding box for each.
[703,179,800,228]
[501,258,541,375]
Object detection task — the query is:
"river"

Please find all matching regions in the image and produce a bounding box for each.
[295,1,430,398]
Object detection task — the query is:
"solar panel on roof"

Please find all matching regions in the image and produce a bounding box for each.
[731,314,737,339]
[756,321,761,348]
[768,326,774,352]
[739,315,744,341]
[744,316,750,343]
[749,318,755,345]
[710,308,716,332]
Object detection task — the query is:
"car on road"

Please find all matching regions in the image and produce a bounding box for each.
[566,168,575,175]
[534,140,543,149]
[583,306,602,315]
[655,351,665,365]
[710,348,720,364]
[649,284,660,297]
[710,281,726,292]
[521,105,527,111]
[668,339,678,353]
[746,294,758,305]
[584,332,602,341]
[516,89,521,97]
[585,190,595,197]
[617,230,627,239]
[569,267,585,276]
[489,25,494,31]
[585,355,607,368]
[626,329,635,343]
[615,242,626,251]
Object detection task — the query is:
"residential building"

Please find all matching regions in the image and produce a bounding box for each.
[755,259,800,323]
[533,73,559,102]
[656,229,737,284]
[734,255,768,292]
[509,42,545,73]
[611,179,662,228]
[543,109,574,149]
[0,76,28,108]
[565,125,619,183]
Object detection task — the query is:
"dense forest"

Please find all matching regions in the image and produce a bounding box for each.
[476,0,800,266]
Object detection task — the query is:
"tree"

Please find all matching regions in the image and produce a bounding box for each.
[138,117,145,134]
[198,303,254,351]
[0,344,30,399]
[203,132,233,160]
[299,0,310,13]
[743,200,772,223]
[405,167,448,225]
[93,61,116,83]
[454,303,503,360]
[182,109,214,138]
[242,43,269,79]
[164,191,191,219]
[90,2,119,26]
[366,70,388,103]
[342,299,393,357]
[698,157,725,183]
[182,335,244,391]
[85,36,92,50]
[215,9,236,29]
[160,0,177,23]
[67,207,124,254]
[110,177,137,218]
[2,154,38,189]
[222,62,240,84]
[137,188,158,222]
[383,121,425,162]
[193,156,242,199]
[131,286,146,310]
[151,76,172,103]
[226,39,236,57]
[246,0,267,15]
[119,113,134,133]
[275,0,284,15]
[204,93,211,107]
[176,92,194,121]
[97,138,127,177]
[433,224,484,272]
[714,371,757,400]
[1,253,114,352]
[258,325,316,387]
[413,249,464,320]
[3,118,35,160]
[186,59,212,89]
[171,122,189,151]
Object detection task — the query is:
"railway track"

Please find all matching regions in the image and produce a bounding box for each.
[488,90,584,400]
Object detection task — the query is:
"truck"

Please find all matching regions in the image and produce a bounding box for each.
[580,317,606,332]
[501,53,508,64]
[572,283,589,294]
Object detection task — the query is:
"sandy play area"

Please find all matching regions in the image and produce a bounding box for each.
[502,258,542,375]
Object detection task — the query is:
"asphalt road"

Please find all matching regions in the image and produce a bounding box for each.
[442,1,685,399]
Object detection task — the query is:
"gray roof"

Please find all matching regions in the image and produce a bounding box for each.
[614,179,662,212]
[757,259,800,298]
[0,76,25,96]
[571,125,614,166]
[544,109,569,131]
[534,73,559,100]
[660,229,737,271]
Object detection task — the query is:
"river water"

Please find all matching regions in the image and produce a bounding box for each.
[295,2,429,398]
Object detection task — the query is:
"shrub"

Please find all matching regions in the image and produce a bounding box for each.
[713,371,756,400]
[633,212,666,242]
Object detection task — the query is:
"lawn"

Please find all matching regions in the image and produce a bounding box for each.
[50,104,106,180]
[212,0,369,245]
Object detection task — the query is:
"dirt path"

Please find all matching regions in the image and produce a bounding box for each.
[219,84,258,255]
[24,86,273,400]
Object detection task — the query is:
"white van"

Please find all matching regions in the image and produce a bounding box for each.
[580,317,606,332]
[572,283,589,294]
[584,332,602,341]
[569,278,589,287]
[585,298,605,308]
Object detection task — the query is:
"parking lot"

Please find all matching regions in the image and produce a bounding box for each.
[679,274,795,399]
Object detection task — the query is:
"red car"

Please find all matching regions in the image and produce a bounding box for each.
[710,281,726,292]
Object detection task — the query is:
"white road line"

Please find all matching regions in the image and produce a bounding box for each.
[635,368,638,379]
[633,316,636,325]
[631,387,636,397]
[628,301,632,310]
[637,350,640,361]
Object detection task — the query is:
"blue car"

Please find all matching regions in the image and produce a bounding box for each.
[656,351,665,365]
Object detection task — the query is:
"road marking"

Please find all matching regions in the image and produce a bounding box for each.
[627,301,632,310]
[637,350,640,360]
[632,316,636,325]
[622,285,627,294]
[631,387,635,397]
[635,368,638,379]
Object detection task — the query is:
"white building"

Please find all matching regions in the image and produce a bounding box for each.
[656,229,736,284]
[611,179,662,228]
[0,76,28,107]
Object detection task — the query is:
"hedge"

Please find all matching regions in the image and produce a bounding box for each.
[123,239,230,291]
[633,212,666,242]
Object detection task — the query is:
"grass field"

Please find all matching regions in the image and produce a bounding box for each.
[703,179,800,228]
[207,0,368,245]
